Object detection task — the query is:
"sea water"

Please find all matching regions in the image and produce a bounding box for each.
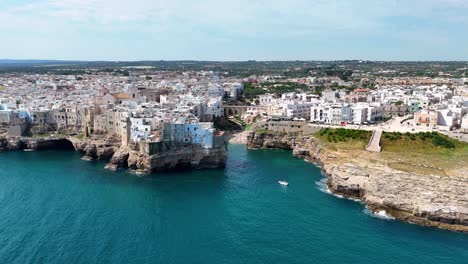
[0,145,466,263]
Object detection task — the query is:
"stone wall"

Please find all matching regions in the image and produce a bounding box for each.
[254,120,321,134]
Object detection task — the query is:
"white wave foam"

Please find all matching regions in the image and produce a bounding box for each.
[363,207,395,220]
[315,178,344,199]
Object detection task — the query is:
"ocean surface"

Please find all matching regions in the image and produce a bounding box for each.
[0,144,466,264]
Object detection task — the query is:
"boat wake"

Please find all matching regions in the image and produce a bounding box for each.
[363,207,395,220]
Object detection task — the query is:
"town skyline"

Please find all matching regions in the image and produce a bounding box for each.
[0,1,467,262]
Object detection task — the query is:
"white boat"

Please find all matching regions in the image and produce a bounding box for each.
[278,181,289,186]
[23,149,34,152]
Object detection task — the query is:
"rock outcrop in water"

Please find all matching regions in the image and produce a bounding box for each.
[70,136,120,161]
[106,143,227,174]
[0,135,227,174]
[247,131,468,232]
[0,137,75,151]
[0,135,119,161]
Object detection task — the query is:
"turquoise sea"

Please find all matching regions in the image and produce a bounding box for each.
[0,144,466,263]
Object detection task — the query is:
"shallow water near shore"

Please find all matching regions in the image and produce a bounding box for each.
[0,144,467,263]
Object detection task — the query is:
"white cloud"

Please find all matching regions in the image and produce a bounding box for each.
[0,0,467,60]
[2,0,467,36]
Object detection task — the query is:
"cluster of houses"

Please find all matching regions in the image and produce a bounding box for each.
[1,71,467,146]
[246,84,468,132]
[0,71,243,149]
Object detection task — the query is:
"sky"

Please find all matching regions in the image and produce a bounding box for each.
[1,0,468,61]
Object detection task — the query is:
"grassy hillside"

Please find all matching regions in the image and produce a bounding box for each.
[379,132,467,175]
[314,128,468,176]
[314,128,371,151]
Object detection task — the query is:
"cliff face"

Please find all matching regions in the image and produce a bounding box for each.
[70,137,119,161]
[325,163,468,229]
[0,136,119,161]
[247,131,468,232]
[0,137,75,151]
[0,135,227,175]
[106,143,227,174]
[247,132,323,162]
[0,137,27,151]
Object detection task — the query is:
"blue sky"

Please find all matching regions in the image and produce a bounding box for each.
[1,0,467,61]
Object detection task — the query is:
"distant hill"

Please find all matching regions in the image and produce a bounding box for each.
[0,59,85,65]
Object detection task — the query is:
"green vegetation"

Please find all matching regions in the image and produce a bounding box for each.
[317,128,371,143]
[243,81,312,98]
[314,128,467,176]
[432,135,455,148]
[32,133,52,139]
[255,129,274,134]
[324,68,353,81]
[379,132,467,175]
[243,82,265,98]
[1,60,467,79]
[213,117,242,131]
[383,131,459,149]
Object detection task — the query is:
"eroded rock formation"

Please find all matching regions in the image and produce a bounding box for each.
[247,130,468,232]
[0,135,227,175]
[106,143,227,174]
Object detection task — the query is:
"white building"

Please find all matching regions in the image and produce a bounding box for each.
[461,114,468,133]
[163,120,215,148]
[283,102,313,120]
[311,104,344,125]
[352,105,369,124]
[367,104,384,122]
[437,109,460,131]
[204,98,224,118]
[259,94,275,105]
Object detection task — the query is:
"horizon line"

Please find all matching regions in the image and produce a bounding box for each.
[1,58,468,63]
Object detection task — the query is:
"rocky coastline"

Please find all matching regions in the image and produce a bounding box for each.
[247,131,468,232]
[0,135,120,160]
[2,132,466,231]
[0,135,227,174]
[105,143,227,174]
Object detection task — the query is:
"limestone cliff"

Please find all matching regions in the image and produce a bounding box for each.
[0,136,119,161]
[70,136,120,161]
[0,135,227,174]
[106,143,227,174]
[247,131,468,232]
